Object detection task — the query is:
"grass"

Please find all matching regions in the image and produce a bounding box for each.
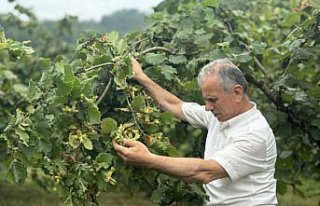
[0,181,319,206]
[0,182,154,206]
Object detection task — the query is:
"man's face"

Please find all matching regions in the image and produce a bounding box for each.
[201,75,239,122]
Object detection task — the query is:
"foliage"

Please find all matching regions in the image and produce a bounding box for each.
[0,0,320,205]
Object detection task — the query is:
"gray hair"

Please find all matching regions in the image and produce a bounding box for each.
[197,58,248,93]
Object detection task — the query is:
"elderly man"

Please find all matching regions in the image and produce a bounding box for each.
[113,58,277,205]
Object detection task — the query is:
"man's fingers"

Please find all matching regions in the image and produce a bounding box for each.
[123,138,138,147]
[130,57,139,65]
[112,140,127,152]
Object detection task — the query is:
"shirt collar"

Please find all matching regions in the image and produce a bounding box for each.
[219,102,257,131]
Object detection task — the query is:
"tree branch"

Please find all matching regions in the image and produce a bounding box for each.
[126,97,146,136]
[86,62,114,72]
[245,71,309,134]
[97,78,112,105]
[140,47,174,55]
[131,37,149,49]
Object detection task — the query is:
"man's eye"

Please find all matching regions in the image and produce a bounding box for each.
[208,98,217,103]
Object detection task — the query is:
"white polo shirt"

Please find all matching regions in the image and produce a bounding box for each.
[182,102,277,206]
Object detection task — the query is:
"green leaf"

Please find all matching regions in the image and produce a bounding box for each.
[233,52,253,63]
[101,118,117,135]
[69,135,80,149]
[56,80,71,97]
[0,29,6,43]
[202,0,219,8]
[4,70,17,80]
[64,65,75,83]
[281,13,300,27]
[279,150,292,159]
[96,153,113,169]
[11,159,27,184]
[15,125,29,146]
[27,81,42,101]
[145,53,166,65]
[82,136,93,150]
[168,55,187,64]
[277,180,288,195]
[115,39,128,55]
[159,112,176,125]
[87,103,101,124]
[251,42,266,55]
[13,84,28,96]
[108,31,119,46]
[131,96,145,110]
[38,138,52,154]
[160,65,177,80]
[39,57,52,70]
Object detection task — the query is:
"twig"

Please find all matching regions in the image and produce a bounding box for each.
[226,21,234,34]
[126,97,146,136]
[253,56,268,77]
[140,47,174,55]
[97,78,112,105]
[239,41,268,78]
[85,62,114,72]
[131,37,149,48]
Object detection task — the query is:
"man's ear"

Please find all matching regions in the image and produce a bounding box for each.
[233,85,244,102]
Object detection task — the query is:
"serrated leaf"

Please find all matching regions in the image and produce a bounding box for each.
[160,65,177,80]
[145,53,166,65]
[11,159,27,184]
[101,118,117,135]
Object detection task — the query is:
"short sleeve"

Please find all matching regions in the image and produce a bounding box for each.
[182,102,214,128]
[210,134,267,181]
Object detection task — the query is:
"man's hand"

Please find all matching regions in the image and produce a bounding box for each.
[131,57,146,81]
[113,138,154,167]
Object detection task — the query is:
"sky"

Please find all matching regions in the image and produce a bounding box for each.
[0,0,164,21]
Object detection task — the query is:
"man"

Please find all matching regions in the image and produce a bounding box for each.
[113,58,278,205]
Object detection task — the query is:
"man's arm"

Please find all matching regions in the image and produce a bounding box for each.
[131,58,186,121]
[113,139,228,183]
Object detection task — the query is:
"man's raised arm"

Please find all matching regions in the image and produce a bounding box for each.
[131,58,186,121]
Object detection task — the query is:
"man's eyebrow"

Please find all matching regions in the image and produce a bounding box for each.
[205,96,218,100]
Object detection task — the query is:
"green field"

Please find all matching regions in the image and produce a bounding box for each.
[0,182,318,206]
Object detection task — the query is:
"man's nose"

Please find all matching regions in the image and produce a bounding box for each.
[205,103,214,111]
